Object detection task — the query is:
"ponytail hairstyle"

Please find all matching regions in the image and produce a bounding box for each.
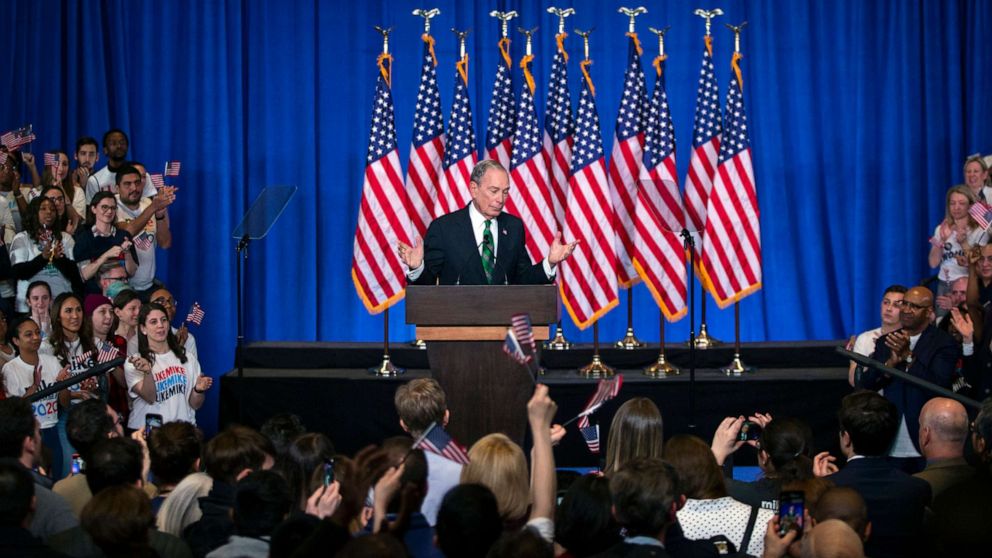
[758,417,814,483]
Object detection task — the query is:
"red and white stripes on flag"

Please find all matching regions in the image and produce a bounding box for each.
[700,53,761,307]
[485,38,516,170]
[164,161,181,177]
[632,54,687,321]
[404,34,445,239]
[542,34,574,228]
[505,56,556,264]
[560,63,619,330]
[577,374,623,430]
[186,302,205,326]
[606,35,648,288]
[97,343,119,364]
[434,54,477,217]
[149,174,165,189]
[683,35,722,267]
[351,57,413,314]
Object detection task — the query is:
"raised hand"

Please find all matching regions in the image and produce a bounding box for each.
[949,307,974,343]
[883,330,910,366]
[195,376,213,392]
[812,451,838,477]
[396,238,424,269]
[711,416,745,465]
[547,231,578,265]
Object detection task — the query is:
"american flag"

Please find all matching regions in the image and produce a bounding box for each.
[580,423,601,453]
[510,312,536,354]
[44,153,61,168]
[404,35,445,239]
[606,36,648,287]
[576,374,623,430]
[502,329,531,364]
[434,55,477,217]
[149,174,165,189]
[72,351,94,368]
[485,39,516,169]
[542,35,574,228]
[133,233,154,251]
[351,56,413,313]
[1,125,35,152]
[0,152,7,165]
[700,54,761,307]
[164,161,181,177]
[96,343,119,364]
[970,202,992,231]
[417,423,470,465]
[559,64,619,329]
[683,36,722,268]
[506,61,556,264]
[632,54,688,321]
[186,302,205,326]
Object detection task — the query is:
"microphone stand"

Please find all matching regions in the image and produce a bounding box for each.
[236,234,249,422]
[681,228,697,430]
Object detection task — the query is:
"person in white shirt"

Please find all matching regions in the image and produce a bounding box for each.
[928,186,987,317]
[84,130,156,202]
[124,303,212,431]
[114,166,175,297]
[40,151,86,226]
[70,137,100,195]
[9,197,82,313]
[848,285,907,386]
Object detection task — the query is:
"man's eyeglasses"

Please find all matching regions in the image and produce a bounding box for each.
[902,301,929,311]
[152,297,176,307]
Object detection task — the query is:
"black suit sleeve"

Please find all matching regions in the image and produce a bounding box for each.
[411,220,444,285]
[860,336,894,390]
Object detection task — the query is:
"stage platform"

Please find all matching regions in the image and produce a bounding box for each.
[220,340,854,467]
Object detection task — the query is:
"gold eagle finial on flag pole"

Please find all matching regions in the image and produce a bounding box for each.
[618,6,647,33]
[693,8,724,36]
[489,10,519,39]
[648,25,671,57]
[547,7,575,35]
[412,8,441,35]
[725,21,748,53]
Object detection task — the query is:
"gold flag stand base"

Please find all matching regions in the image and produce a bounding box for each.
[615,326,646,349]
[692,322,721,349]
[544,321,572,350]
[579,354,615,379]
[409,339,427,349]
[721,352,753,377]
[369,354,405,377]
[644,352,679,378]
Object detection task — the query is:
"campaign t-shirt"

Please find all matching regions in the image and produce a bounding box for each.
[124,350,201,430]
[115,197,156,290]
[9,231,76,312]
[86,165,157,202]
[2,354,65,429]
[39,338,98,405]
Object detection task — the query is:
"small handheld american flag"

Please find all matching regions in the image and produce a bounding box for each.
[970,203,992,231]
[580,423,601,453]
[186,302,205,326]
[416,423,470,465]
[43,153,61,168]
[164,161,182,177]
[149,174,165,189]
[510,313,536,353]
[1,125,35,152]
[133,233,154,251]
[570,374,624,433]
[72,351,94,368]
[502,329,530,365]
[97,343,119,364]
[0,152,7,165]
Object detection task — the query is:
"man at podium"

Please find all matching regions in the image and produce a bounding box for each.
[397,160,576,285]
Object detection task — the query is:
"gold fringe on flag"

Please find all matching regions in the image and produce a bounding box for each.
[456,54,469,85]
[652,53,667,78]
[498,37,512,68]
[580,59,595,96]
[377,52,393,87]
[704,34,713,58]
[731,51,743,87]
[521,54,536,94]
[625,32,642,56]
[422,33,437,67]
[555,32,569,62]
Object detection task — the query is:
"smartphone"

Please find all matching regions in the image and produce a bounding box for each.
[144,413,163,439]
[778,490,805,536]
[322,458,335,487]
[71,453,84,475]
[737,420,763,442]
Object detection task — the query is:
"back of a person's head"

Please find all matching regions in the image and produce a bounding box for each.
[801,519,865,558]
[555,474,621,557]
[609,457,679,539]
[234,470,292,537]
[85,437,143,495]
[394,378,447,435]
[0,459,33,527]
[487,528,554,558]
[81,485,154,558]
[204,424,275,484]
[269,513,320,558]
[259,413,306,459]
[760,417,815,482]
[974,397,992,462]
[66,400,115,462]
[279,431,335,510]
[663,434,726,499]
[155,472,213,536]
[461,433,529,522]
[838,391,899,456]
[436,483,503,558]
[813,487,869,541]
[604,397,664,475]
[0,398,35,460]
[380,436,428,510]
[148,421,202,487]
[336,533,409,558]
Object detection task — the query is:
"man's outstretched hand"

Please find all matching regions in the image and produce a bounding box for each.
[397,238,424,269]
[547,232,578,266]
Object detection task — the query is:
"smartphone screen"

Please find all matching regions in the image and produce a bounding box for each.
[144,413,163,438]
[778,490,805,536]
[738,421,763,442]
[322,459,335,487]
[71,453,84,475]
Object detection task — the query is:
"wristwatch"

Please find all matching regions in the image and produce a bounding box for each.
[905,354,913,365]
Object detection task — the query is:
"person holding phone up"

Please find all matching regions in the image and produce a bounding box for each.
[124,302,212,432]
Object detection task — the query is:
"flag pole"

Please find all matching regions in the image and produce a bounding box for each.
[645,307,678,378]
[615,289,645,349]
[579,321,614,378]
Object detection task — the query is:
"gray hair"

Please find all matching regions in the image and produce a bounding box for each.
[156,472,213,536]
[470,159,507,185]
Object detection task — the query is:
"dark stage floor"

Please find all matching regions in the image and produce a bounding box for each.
[220,340,854,467]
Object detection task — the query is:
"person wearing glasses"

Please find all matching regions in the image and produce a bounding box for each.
[860,286,959,473]
[73,192,136,295]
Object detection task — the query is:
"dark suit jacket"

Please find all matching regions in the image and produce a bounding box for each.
[410,205,551,286]
[861,324,958,451]
[829,457,932,558]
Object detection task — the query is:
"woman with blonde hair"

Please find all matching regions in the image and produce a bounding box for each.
[963,154,990,202]
[602,397,663,476]
[929,185,986,313]
[460,384,560,542]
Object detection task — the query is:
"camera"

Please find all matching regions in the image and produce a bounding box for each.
[737,420,762,442]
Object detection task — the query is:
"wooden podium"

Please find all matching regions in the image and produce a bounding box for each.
[406,285,559,446]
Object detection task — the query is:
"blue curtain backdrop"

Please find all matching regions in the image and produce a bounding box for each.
[3,0,990,433]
